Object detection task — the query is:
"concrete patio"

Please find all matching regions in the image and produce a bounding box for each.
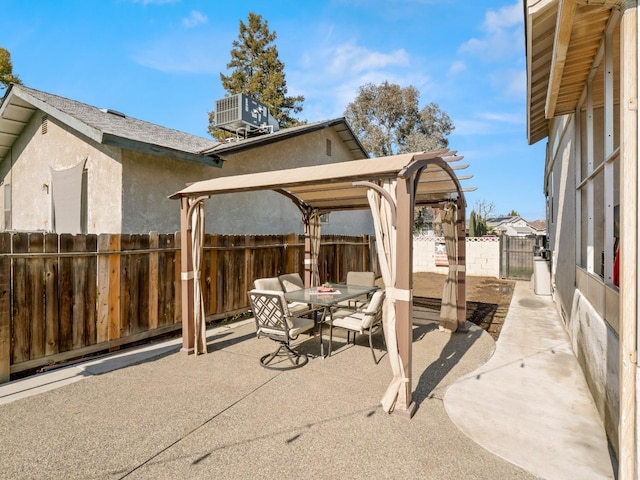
[0,281,616,479]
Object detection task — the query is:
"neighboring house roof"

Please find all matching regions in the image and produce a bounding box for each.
[0,84,222,167]
[527,219,547,233]
[201,117,369,161]
[487,215,522,229]
[525,1,618,144]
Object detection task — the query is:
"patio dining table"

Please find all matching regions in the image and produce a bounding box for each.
[285,284,379,357]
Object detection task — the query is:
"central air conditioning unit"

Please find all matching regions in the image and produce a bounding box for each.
[213,93,279,138]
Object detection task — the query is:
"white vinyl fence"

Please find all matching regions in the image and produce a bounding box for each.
[413,235,500,278]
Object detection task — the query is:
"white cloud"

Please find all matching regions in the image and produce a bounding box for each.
[183,11,207,28]
[458,1,524,61]
[448,60,467,76]
[328,44,409,75]
[479,111,523,124]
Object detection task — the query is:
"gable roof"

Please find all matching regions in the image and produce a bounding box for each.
[201,118,369,161]
[0,84,222,167]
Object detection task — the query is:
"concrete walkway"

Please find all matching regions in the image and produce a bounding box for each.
[0,281,616,479]
[445,281,616,479]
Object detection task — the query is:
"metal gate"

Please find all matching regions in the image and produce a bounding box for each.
[500,236,536,279]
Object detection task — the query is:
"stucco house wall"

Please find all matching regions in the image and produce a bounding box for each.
[205,127,374,235]
[121,150,220,234]
[0,112,124,233]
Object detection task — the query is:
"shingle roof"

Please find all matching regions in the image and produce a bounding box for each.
[0,84,221,166]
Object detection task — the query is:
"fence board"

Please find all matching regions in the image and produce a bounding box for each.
[108,235,121,346]
[12,232,29,363]
[148,232,159,330]
[58,235,74,352]
[28,233,45,359]
[0,233,11,381]
[44,234,59,356]
[157,233,175,326]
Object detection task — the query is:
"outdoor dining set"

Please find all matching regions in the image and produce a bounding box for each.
[248,272,386,370]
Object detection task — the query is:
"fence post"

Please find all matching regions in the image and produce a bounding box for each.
[0,233,10,383]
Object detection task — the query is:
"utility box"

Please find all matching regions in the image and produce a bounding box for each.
[533,257,551,295]
[214,94,279,137]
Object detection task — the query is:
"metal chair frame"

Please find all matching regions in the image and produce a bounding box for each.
[248,290,315,370]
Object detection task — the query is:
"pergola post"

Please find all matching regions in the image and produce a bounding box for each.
[180,196,195,354]
[303,214,312,288]
[456,197,467,331]
[393,176,416,418]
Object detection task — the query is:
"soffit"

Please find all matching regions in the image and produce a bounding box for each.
[0,92,37,161]
[526,0,619,144]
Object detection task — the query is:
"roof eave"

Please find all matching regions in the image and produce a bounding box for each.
[102,134,223,167]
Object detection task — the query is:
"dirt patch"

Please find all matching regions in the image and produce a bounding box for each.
[411,272,516,341]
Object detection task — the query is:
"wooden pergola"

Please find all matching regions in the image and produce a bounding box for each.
[170,149,474,417]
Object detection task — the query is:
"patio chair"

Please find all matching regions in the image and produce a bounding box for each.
[254,276,313,316]
[328,290,386,364]
[248,289,316,369]
[278,273,305,292]
[337,271,376,310]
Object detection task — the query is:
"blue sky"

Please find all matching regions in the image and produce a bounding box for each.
[2,0,546,220]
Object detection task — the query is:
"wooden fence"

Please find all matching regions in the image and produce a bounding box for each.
[0,232,373,383]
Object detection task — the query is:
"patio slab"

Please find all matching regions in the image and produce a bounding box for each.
[0,281,616,479]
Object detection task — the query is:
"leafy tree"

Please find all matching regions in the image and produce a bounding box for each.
[508,209,519,216]
[209,13,305,138]
[0,47,22,94]
[344,81,453,157]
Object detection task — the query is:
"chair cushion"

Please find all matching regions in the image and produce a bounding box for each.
[254,277,283,291]
[331,313,366,334]
[279,273,304,292]
[288,301,312,315]
[346,271,375,287]
[289,316,315,337]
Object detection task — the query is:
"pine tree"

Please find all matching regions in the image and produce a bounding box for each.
[209,13,304,138]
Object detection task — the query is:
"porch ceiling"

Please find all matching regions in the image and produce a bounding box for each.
[170,150,475,213]
[526,0,619,144]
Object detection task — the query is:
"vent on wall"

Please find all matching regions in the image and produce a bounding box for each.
[41,115,48,135]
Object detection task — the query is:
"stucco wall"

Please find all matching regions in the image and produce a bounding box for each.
[545,113,619,454]
[121,150,220,234]
[413,236,500,277]
[204,127,374,235]
[0,112,123,233]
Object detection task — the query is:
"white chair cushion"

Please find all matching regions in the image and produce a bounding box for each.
[331,313,366,334]
[254,277,283,291]
[288,316,315,338]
